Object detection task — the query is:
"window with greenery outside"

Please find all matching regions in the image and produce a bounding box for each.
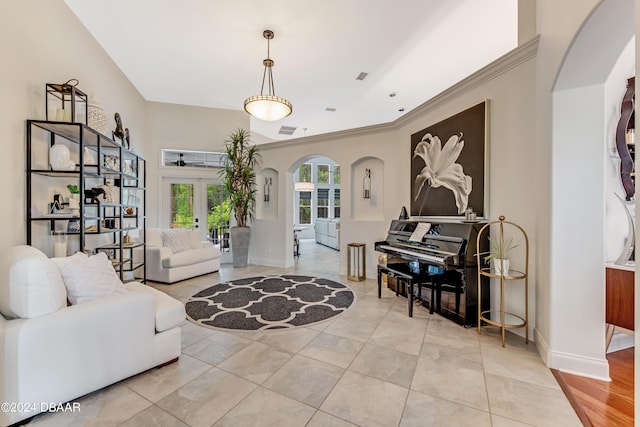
[299,191,311,224]
[317,188,329,218]
[299,163,312,182]
[317,164,329,184]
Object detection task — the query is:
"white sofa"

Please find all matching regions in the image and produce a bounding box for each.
[145,228,221,283]
[315,218,340,250]
[0,246,185,426]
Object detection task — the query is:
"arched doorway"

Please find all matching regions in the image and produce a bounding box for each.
[550,0,634,380]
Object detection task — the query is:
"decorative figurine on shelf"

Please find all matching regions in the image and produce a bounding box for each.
[97,182,119,203]
[112,112,125,145]
[124,128,131,149]
[49,143,76,171]
[84,187,106,204]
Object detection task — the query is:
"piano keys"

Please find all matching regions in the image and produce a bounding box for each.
[375,219,489,326]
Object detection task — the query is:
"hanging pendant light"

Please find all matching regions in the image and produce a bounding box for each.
[244,29,292,121]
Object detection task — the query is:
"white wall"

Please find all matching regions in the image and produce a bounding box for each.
[0,1,148,264]
[551,86,608,377]
[145,102,248,227]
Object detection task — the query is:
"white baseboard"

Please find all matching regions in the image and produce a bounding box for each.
[534,328,610,381]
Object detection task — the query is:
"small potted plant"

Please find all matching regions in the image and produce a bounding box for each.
[66,184,80,218]
[482,235,519,275]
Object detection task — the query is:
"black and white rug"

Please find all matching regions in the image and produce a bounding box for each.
[185,275,355,331]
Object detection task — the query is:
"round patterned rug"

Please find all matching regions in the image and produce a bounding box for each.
[185,275,356,331]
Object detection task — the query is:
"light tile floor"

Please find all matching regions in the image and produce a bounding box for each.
[28,240,581,427]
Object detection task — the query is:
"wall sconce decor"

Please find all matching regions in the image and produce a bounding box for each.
[46,79,88,124]
[363,168,371,199]
[264,177,272,202]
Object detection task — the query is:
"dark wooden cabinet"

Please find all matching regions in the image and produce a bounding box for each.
[605,266,634,331]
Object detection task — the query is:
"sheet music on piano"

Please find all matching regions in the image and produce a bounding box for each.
[408,222,431,242]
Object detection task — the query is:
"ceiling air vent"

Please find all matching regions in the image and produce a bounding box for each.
[278,126,297,135]
[325,107,336,112]
[356,72,368,81]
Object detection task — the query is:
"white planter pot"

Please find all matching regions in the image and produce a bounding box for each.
[493,258,510,276]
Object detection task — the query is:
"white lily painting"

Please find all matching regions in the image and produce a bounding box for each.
[413,132,472,215]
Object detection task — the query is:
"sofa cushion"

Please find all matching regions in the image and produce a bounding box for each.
[146,228,163,248]
[188,230,203,249]
[127,282,185,332]
[162,246,220,268]
[52,252,127,305]
[162,229,191,253]
[0,245,67,319]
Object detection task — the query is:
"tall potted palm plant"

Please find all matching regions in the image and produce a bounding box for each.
[219,128,261,267]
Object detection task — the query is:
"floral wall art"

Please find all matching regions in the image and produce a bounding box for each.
[410,101,487,218]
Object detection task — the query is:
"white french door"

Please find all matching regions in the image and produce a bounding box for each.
[161,177,228,241]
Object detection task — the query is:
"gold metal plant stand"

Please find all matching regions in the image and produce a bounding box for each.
[476,215,529,347]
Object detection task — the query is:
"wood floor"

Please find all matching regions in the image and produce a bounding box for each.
[553,348,634,426]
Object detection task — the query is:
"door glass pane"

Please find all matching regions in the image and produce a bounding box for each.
[170,184,194,228]
[207,184,230,250]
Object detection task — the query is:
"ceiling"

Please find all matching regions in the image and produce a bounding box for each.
[64,0,518,143]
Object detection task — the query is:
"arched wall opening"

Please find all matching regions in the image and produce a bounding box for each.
[549,0,634,380]
[277,154,342,269]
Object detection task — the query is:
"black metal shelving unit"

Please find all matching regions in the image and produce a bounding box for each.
[26,119,146,282]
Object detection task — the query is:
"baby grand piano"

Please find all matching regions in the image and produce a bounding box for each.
[375,220,489,326]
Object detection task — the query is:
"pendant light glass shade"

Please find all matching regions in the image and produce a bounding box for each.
[294,182,315,192]
[244,95,292,121]
[244,30,292,121]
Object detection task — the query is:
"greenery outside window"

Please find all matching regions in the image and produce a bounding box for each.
[208,184,230,246]
[300,163,312,182]
[170,184,194,228]
[317,164,329,184]
[333,165,340,184]
[299,191,311,224]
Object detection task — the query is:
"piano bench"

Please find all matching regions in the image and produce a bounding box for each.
[377,265,432,317]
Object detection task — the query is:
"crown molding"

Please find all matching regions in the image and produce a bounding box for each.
[261,36,540,150]
[397,35,540,125]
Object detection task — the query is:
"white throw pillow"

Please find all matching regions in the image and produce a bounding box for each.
[52,252,127,305]
[162,229,192,253]
[189,230,203,249]
[0,245,67,319]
